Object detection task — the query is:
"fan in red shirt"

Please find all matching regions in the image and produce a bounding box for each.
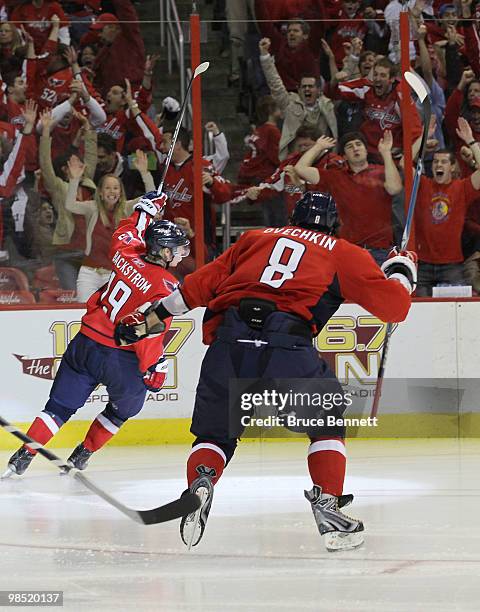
[246,125,344,217]
[0,100,37,260]
[238,96,281,186]
[114,190,416,552]
[336,57,422,161]
[327,0,368,65]
[237,95,282,225]
[159,126,233,258]
[26,43,100,112]
[97,56,156,153]
[3,193,192,478]
[90,1,145,98]
[11,1,69,52]
[414,119,480,296]
[444,70,480,175]
[295,130,402,264]
[425,3,464,45]
[255,15,321,91]
[0,74,38,171]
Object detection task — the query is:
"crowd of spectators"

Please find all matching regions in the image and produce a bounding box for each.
[221,0,480,297]
[0,0,234,305]
[2,0,480,305]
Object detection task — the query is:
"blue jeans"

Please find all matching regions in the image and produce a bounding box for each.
[416,262,466,297]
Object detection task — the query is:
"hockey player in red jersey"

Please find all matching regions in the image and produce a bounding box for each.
[115,191,417,552]
[3,192,190,477]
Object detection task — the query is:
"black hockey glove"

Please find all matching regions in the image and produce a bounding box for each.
[114,305,166,346]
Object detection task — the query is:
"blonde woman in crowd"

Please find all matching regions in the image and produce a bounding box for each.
[65,151,155,302]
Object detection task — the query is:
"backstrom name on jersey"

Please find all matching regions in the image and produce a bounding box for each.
[112,251,152,293]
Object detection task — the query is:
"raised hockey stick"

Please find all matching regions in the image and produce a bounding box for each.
[157,61,210,195]
[0,415,200,525]
[370,71,431,419]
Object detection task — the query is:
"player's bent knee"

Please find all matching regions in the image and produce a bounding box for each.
[42,404,72,425]
[102,403,130,428]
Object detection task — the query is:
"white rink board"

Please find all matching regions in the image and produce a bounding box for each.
[0,308,206,422]
[0,301,475,421]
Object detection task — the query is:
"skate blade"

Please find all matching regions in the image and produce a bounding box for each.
[324,530,364,552]
[58,460,75,476]
[185,486,209,550]
[1,467,15,480]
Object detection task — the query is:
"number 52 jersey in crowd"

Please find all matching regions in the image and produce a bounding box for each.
[80,211,179,372]
[178,226,412,344]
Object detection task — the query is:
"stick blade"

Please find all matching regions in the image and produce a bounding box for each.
[404,71,429,102]
[194,61,209,78]
[74,472,201,525]
[136,492,201,525]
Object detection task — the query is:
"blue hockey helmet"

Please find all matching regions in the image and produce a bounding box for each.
[291,191,338,235]
[145,220,190,264]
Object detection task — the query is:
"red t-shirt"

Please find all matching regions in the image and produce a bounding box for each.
[415,176,479,264]
[238,123,281,184]
[81,210,179,372]
[316,164,393,248]
[179,226,411,344]
[11,1,69,52]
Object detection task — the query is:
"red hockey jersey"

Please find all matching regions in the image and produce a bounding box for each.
[80,210,179,372]
[98,86,153,152]
[327,10,368,64]
[256,151,344,216]
[238,123,281,184]
[337,79,422,156]
[179,226,412,344]
[0,92,38,171]
[162,157,233,247]
[11,1,69,53]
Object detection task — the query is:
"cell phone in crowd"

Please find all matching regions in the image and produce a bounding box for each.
[128,151,158,171]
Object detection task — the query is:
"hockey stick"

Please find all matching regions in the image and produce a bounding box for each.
[157,61,209,195]
[0,415,200,525]
[370,71,431,419]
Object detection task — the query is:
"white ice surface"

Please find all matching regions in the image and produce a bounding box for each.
[0,440,479,612]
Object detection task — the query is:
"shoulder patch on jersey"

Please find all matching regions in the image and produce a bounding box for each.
[163,279,179,293]
[48,77,66,87]
[132,257,146,268]
[118,231,134,244]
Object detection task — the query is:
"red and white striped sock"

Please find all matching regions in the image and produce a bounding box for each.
[307,437,346,497]
[187,443,227,486]
[83,413,120,452]
[25,413,61,454]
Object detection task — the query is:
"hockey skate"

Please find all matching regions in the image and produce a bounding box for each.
[66,444,93,471]
[305,485,364,552]
[180,465,215,549]
[1,447,35,478]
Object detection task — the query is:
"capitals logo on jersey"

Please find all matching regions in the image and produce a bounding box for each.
[48,77,66,88]
[163,279,179,293]
[165,178,193,206]
[365,101,400,130]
